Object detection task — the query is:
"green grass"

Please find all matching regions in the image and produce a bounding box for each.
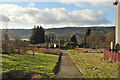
[1,52,59,78]
[69,52,118,78]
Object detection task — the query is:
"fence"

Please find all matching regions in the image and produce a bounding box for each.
[104,49,120,63]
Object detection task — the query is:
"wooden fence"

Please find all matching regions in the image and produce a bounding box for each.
[104,49,120,63]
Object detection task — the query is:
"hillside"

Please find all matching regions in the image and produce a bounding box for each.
[1,26,115,39]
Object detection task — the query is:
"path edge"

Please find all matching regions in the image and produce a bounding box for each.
[49,52,62,78]
[68,53,84,77]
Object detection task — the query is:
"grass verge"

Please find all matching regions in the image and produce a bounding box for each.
[69,52,118,78]
[1,52,59,79]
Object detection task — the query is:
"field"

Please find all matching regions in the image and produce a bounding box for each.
[69,51,118,78]
[1,52,59,79]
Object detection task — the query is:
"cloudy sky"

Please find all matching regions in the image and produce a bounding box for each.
[0,1,116,29]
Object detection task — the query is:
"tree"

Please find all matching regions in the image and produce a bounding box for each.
[69,35,77,48]
[2,25,10,53]
[70,35,77,43]
[105,31,115,46]
[85,28,91,37]
[13,36,26,54]
[58,34,70,42]
[84,28,91,46]
[86,33,106,48]
[2,25,9,41]
[86,33,96,48]
[64,42,77,49]
[2,36,27,54]
[29,44,36,56]
[45,32,56,43]
[30,26,45,44]
[4,33,9,41]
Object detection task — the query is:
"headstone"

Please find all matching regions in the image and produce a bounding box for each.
[116,43,120,53]
[54,44,56,48]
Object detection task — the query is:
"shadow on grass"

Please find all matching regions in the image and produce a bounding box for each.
[2,70,34,80]
[54,52,62,74]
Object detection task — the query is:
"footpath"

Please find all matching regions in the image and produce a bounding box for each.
[54,52,83,78]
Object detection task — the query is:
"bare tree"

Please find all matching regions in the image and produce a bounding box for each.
[12,36,27,54]
[45,32,56,43]
[105,31,115,46]
[2,25,10,54]
[86,32,106,48]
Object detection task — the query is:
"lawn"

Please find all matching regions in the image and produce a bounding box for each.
[69,52,118,78]
[1,52,59,79]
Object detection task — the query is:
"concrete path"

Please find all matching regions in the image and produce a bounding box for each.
[54,52,83,78]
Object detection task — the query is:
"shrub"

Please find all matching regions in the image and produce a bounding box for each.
[36,48,60,55]
[64,42,77,49]
[2,41,15,54]
[2,36,28,54]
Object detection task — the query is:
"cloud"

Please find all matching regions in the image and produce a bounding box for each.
[0,14,10,22]
[61,2,113,8]
[59,0,114,2]
[0,4,110,28]
[90,2,113,7]
[0,0,114,2]
[61,2,87,7]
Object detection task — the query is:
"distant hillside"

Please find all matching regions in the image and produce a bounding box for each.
[1,26,115,39]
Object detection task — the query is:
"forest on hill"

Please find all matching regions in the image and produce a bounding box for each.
[1,26,115,39]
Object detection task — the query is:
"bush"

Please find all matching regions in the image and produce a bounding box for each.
[2,36,28,54]
[2,41,15,54]
[64,42,77,49]
[36,48,60,55]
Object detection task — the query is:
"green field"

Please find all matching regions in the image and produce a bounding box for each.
[1,52,59,79]
[69,52,118,78]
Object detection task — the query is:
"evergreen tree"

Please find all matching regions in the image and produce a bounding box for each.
[30,26,45,44]
[85,28,91,37]
[84,28,91,46]
[70,35,77,43]
[67,35,78,48]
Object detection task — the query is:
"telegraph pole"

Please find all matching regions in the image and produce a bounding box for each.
[113,0,120,53]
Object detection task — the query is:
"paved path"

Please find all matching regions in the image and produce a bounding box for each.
[54,52,83,78]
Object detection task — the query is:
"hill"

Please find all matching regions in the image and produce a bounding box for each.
[1,26,115,39]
